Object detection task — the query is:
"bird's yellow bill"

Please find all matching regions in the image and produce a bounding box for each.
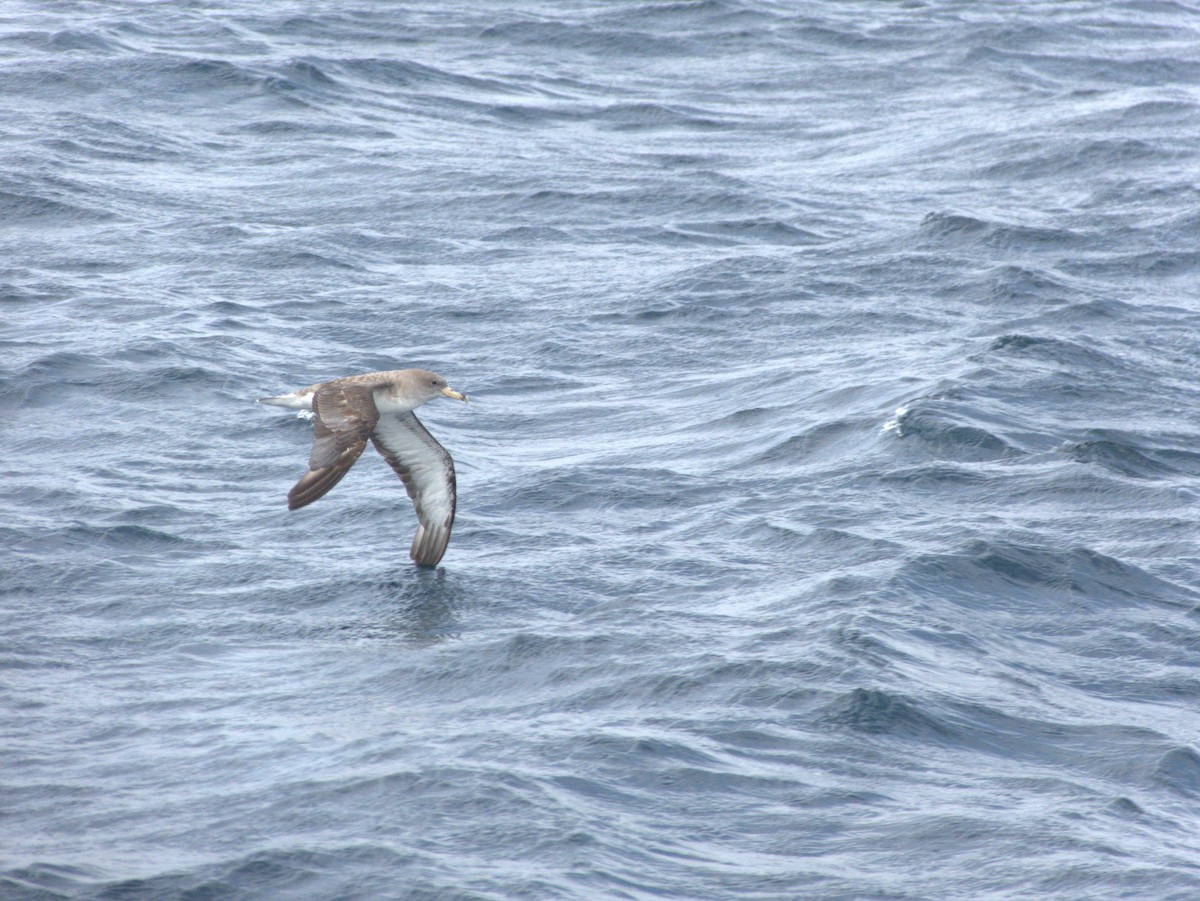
[442,386,468,402]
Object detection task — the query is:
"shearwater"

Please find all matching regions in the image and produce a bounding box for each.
[260,369,468,567]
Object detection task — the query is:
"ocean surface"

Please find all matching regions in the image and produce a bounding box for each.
[3,1,1200,898]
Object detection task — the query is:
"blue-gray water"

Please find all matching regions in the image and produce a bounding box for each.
[3,1,1200,898]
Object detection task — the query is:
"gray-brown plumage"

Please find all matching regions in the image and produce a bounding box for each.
[260,369,468,567]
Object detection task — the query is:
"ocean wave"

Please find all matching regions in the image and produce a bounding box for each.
[1067,431,1200,480]
[919,211,1085,252]
[892,539,1193,608]
[0,188,114,225]
[884,399,1017,461]
[820,687,953,738]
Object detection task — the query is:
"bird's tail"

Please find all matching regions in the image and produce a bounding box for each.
[258,391,315,410]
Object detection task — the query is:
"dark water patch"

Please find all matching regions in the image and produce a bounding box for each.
[556,651,832,715]
[205,298,262,320]
[673,218,825,245]
[709,726,808,755]
[962,43,1200,90]
[985,333,1125,372]
[788,20,920,53]
[596,0,786,32]
[1150,206,1200,243]
[928,702,1166,778]
[231,118,393,139]
[53,28,117,53]
[588,296,758,326]
[51,523,198,555]
[633,150,731,169]
[1015,296,1140,328]
[481,225,573,244]
[593,101,734,132]
[872,463,993,489]
[5,344,238,405]
[1069,439,1179,480]
[919,211,1083,253]
[1115,97,1200,123]
[513,187,650,215]
[347,578,467,646]
[278,58,340,90]
[750,525,903,568]
[1067,430,1200,480]
[123,362,235,396]
[960,21,1058,52]
[268,13,398,43]
[0,645,82,672]
[88,845,413,901]
[0,283,64,306]
[1105,796,1144,817]
[0,863,102,900]
[655,257,799,303]
[0,554,152,602]
[144,56,266,95]
[1070,97,1200,133]
[820,688,954,739]
[648,763,814,803]
[693,405,786,432]
[885,400,1017,462]
[252,249,360,271]
[753,418,878,466]
[45,136,178,165]
[988,333,1065,355]
[478,19,691,58]
[29,53,330,111]
[41,113,192,164]
[979,137,1176,181]
[495,467,706,514]
[616,225,738,248]
[487,372,592,397]
[1099,248,1200,278]
[578,732,725,773]
[336,56,532,97]
[977,264,1077,304]
[1080,177,1200,214]
[478,102,575,127]
[512,183,765,223]
[893,540,1193,609]
[11,351,110,385]
[1151,746,1200,797]
[0,189,114,225]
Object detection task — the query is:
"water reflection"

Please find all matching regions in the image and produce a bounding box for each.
[362,565,464,646]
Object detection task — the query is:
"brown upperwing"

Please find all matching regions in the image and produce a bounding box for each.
[287,379,381,511]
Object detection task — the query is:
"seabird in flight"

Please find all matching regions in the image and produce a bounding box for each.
[260,368,467,567]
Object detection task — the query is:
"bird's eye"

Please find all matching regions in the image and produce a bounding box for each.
[431,379,439,385]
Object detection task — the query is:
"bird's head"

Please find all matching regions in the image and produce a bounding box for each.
[411,369,468,405]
